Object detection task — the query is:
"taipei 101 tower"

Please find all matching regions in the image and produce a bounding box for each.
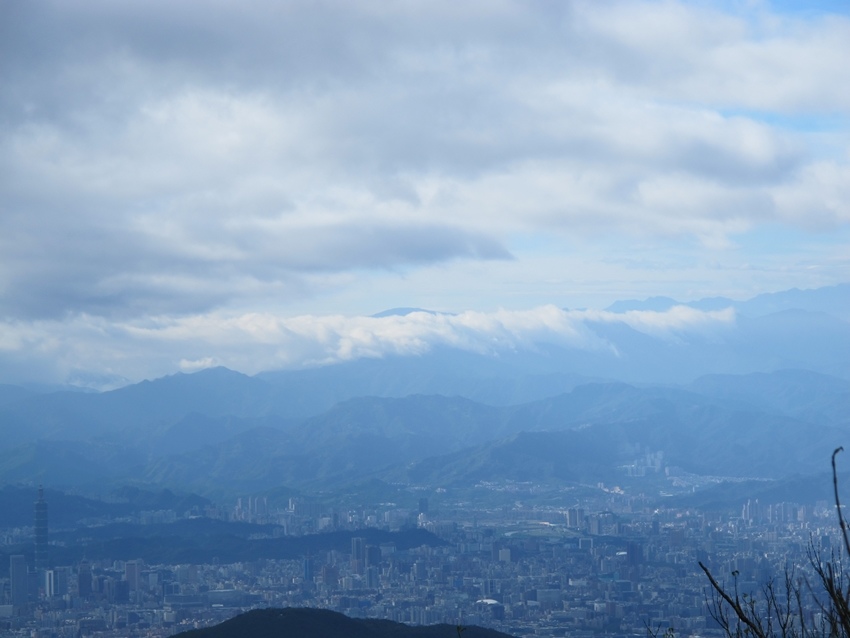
[34,486,48,572]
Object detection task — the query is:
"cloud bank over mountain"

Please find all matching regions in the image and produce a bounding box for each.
[1,1,848,384]
[0,301,769,386]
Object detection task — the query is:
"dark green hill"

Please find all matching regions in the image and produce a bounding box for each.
[173,607,515,638]
[0,439,145,486]
[37,525,445,568]
[0,485,210,528]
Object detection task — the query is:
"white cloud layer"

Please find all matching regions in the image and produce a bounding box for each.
[0,304,737,387]
[0,0,848,383]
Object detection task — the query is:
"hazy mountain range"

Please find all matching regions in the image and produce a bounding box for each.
[1,284,847,506]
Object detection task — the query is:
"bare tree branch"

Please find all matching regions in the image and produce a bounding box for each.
[697,449,850,638]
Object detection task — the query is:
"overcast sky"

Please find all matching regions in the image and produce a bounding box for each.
[1,0,848,386]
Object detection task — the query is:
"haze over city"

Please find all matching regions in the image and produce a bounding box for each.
[1,0,849,388]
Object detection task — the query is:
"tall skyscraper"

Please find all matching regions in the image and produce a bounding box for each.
[44,570,56,599]
[365,544,382,568]
[303,557,314,587]
[10,555,28,610]
[34,486,48,573]
[78,559,92,598]
[351,537,365,575]
[125,559,141,592]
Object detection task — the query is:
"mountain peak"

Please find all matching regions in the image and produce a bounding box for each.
[605,296,680,313]
[371,307,442,318]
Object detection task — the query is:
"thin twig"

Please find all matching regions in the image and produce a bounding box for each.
[700,561,768,638]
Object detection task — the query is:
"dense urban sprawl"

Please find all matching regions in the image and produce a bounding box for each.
[1,478,838,638]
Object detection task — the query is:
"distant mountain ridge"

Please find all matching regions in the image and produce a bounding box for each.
[0,284,847,498]
[687,369,850,425]
[2,369,844,494]
[605,283,850,319]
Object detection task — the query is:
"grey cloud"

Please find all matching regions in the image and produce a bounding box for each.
[1,0,802,180]
[0,0,846,326]
[664,136,800,186]
[0,1,821,183]
[0,209,510,319]
[271,223,513,271]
